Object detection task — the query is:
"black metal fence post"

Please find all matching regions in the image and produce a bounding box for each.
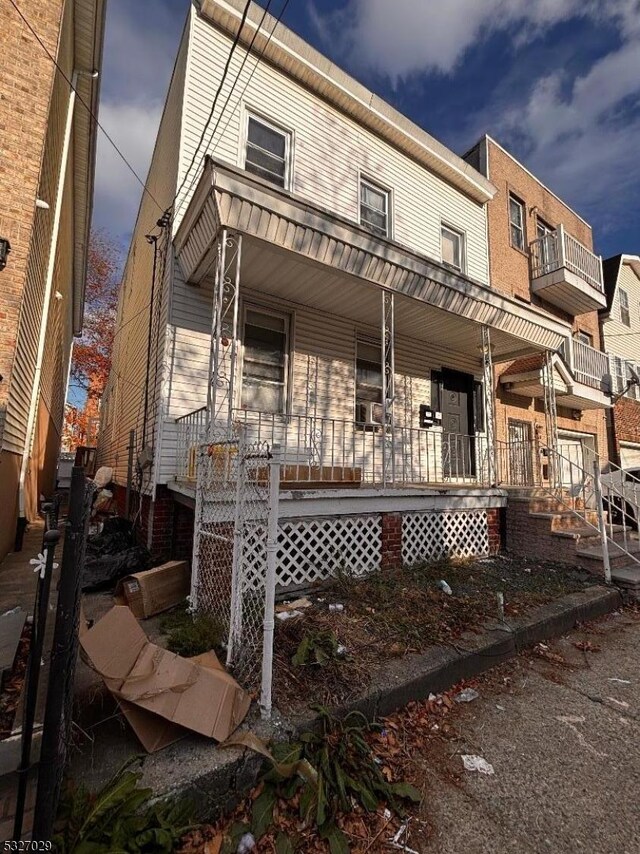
[32,466,94,841]
[12,527,60,841]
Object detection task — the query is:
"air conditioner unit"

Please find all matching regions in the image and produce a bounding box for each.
[356,401,384,425]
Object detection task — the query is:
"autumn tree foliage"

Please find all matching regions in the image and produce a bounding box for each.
[71,230,121,400]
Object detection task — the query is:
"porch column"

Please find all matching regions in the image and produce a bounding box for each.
[207,229,242,437]
[542,350,559,487]
[481,326,497,485]
[382,290,395,486]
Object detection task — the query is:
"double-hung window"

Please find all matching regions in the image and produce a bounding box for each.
[360,178,390,238]
[245,113,290,188]
[441,224,465,272]
[355,339,383,426]
[620,289,630,326]
[241,308,289,413]
[509,194,525,251]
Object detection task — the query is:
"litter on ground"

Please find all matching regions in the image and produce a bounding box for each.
[461,754,495,775]
[455,688,479,703]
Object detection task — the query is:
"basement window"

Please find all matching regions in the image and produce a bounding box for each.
[245,113,290,189]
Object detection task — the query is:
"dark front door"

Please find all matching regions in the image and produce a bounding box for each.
[508,419,534,485]
[441,369,474,478]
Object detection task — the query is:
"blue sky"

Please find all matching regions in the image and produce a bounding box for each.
[93,0,640,259]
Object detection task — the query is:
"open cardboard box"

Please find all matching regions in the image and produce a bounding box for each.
[79,605,251,752]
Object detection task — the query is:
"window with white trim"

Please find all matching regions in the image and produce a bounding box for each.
[355,339,383,426]
[509,194,525,251]
[620,288,630,326]
[244,113,290,188]
[441,224,465,272]
[613,356,625,395]
[240,307,289,413]
[359,178,390,238]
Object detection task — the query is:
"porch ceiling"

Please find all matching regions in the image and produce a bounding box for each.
[235,236,526,363]
[175,158,571,361]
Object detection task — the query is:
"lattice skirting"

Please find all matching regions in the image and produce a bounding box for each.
[276,514,382,589]
[402,510,490,565]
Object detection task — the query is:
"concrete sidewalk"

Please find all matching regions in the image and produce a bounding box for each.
[420,609,640,853]
[0,520,45,614]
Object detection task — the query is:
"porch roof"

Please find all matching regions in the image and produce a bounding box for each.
[174,159,571,360]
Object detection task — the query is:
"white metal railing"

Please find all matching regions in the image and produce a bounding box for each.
[560,337,611,391]
[530,223,604,293]
[176,406,207,479]
[176,407,492,487]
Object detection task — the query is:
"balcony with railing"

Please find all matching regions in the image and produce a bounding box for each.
[529,224,606,315]
[175,407,492,489]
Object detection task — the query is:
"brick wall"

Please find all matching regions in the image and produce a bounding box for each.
[111,483,195,563]
[611,397,640,462]
[381,512,402,569]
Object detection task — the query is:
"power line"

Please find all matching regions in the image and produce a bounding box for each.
[6,0,164,214]
[173,0,279,221]
[171,0,254,213]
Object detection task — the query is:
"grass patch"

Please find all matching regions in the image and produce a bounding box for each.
[160,607,223,658]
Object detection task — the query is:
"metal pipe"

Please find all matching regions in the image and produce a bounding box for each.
[260,449,281,719]
[18,73,78,532]
[593,459,611,584]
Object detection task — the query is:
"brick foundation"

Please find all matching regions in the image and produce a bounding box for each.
[381,512,403,569]
[486,508,502,556]
[111,484,195,563]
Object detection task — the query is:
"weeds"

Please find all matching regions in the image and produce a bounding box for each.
[160,607,223,657]
[53,757,194,853]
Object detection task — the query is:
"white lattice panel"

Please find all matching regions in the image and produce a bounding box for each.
[402,510,489,565]
[276,515,382,589]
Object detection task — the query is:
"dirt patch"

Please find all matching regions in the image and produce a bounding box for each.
[0,620,31,739]
[273,555,594,711]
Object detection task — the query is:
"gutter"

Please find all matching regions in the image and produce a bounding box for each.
[17,72,78,539]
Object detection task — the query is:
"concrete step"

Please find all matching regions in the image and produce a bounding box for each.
[551,524,625,541]
[530,510,600,531]
[611,564,640,602]
[576,539,640,569]
[529,496,587,514]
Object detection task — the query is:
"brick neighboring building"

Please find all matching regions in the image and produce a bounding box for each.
[600,255,640,467]
[0,0,105,558]
[463,136,610,483]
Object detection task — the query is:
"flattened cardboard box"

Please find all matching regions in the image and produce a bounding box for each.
[79,606,250,752]
[114,560,190,619]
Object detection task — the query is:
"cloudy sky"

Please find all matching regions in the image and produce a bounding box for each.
[94,0,640,257]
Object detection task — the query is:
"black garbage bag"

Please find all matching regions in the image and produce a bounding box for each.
[82,517,151,592]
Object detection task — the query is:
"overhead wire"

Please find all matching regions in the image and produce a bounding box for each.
[5,0,165,214]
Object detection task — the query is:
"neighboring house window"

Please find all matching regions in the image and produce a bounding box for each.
[441,224,465,272]
[575,330,593,347]
[620,288,630,326]
[360,178,390,238]
[509,194,525,251]
[241,307,289,413]
[244,113,290,188]
[355,339,383,425]
[613,357,625,395]
[536,217,554,239]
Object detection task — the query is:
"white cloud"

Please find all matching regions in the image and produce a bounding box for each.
[91,0,184,242]
[93,101,163,242]
[311,0,638,79]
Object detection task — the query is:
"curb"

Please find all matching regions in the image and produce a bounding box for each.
[144,585,622,818]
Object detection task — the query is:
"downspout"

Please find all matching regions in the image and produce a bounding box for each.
[16,72,77,543]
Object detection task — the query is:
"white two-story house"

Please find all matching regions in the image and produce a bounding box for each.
[99,0,595,591]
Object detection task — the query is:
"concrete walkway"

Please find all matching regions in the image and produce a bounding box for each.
[0,521,45,614]
[420,609,640,853]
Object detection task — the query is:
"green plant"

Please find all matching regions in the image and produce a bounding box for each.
[160,608,222,657]
[291,630,341,667]
[240,707,421,853]
[53,758,194,853]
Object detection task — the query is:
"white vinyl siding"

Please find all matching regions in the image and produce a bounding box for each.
[602,264,640,373]
[177,12,490,285]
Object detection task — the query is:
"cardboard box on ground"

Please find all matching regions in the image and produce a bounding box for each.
[79,606,251,752]
[114,560,190,620]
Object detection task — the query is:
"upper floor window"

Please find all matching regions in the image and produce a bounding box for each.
[360,178,390,238]
[509,194,525,251]
[620,288,630,326]
[575,330,593,347]
[441,224,465,273]
[536,217,554,240]
[241,307,289,413]
[244,113,290,189]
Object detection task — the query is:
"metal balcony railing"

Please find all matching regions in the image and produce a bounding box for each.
[530,224,604,293]
[559,337,611,392]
